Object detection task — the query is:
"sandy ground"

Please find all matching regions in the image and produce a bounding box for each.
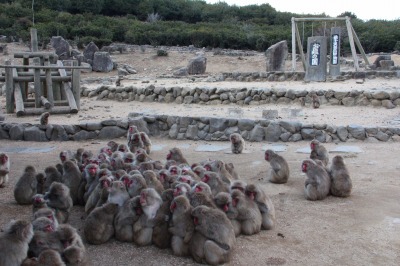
[0,139,399,265]
[0,43,400,265]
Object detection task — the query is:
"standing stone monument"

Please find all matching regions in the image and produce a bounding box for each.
[265,40,288,72]
[305,36,327,82]
[329,27,341,77]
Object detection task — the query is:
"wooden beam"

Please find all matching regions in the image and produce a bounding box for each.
[13,76,71,82]
[291,18,296,71]
[5,60,14,113]
[14,52,56,59]
[295,22,307,71]
[0,64,90,70]
[12,68,25,117]
[293,17,347,22]
[22,107,74,116]
[72,61,80,110]
[345,17,360,71]
[57,61,78,113]
[350,23,370,66]
[45,60,54,106]
[33,57,42,107]
[40,96,51,109]
[24,100,68,108]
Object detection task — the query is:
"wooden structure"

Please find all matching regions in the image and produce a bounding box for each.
[0,29,89,116]
[291,16,369,72]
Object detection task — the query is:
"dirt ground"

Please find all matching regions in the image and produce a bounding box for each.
[0,139,399,266]
[0,43,400,265]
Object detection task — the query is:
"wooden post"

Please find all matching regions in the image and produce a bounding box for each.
[12,68,25,116]
[291,17,296,71]
[350,24,370,66]
[57,61,78,113]
[22,55,29,99]
[30,28,38,52]
[40,96,51,109]
[33,57,42,107]
[345,17,359,71]
[72,60,80,109]
[45,60,54,106]
[5,60,14,113]
[295,23,306,71]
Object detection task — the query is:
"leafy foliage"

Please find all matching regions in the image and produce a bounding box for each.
[0,0,398,52]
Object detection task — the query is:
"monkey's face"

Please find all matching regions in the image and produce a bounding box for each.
[230,135,236,143]
[0,154,8,164]
[310,142,317,150]
[232,197,239,207]
[178,176,191,184]
[194,185,203,193]
[139,192,147,206]
[170,201,177,212]
[169,166,179,175]
[33,196,45,204]
[88,165,98,177]
[125,156,134,164]
[59,153,67,163]
[246,190,256,201]
[166,152,172,160]
[201,174,210,184]
[204,164,211,171]
[264,151,270,161]
[101,178,111,189]
[159,172,167,183]
[302,162,309,173]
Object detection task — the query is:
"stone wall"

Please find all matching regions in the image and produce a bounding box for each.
[83,82,400,108]
[1,114,399,143]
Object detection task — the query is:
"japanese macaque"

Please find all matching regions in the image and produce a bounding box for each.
[225,162,240,180]
[57,224,85,252]
[80,150,94,167]
[140,132,152,155]
[44,182,73,223]
[152,189,174,249]
[107,180,130,206]
[169,195,194,256]
[28,229,63,258]
[230,133,245,154]
[264,149,290,184]
[39,112,50,125]
[0,219,34,266]
[166,148,189,165]
[32,194,47,213]
[201,172,230,196]
[173,182,191,197]
[84,202,119,245]
[310,139,329,166]
[143,170,164,195]
[181,166,201,181]
[230,189,262,235]
[302,159,331,201]
[128,132,144,153]
[0,153,10,187]
[114,196,142,242]
[192,165,206,179]
[168,165,182,177]
[214,192,241,236]
[189,205,236,265]
[62,245,89,266]
[312,93,320,109]
[123,152,135,165]
[177,175,196,186]
[117,143,130,153]
[37,249,66,266]
[245,184,276,230]
[213,160,235,184]
[32,217,55,233]
[85,176,112,214]
[134,148,151,166]
[62,160,82,205]
[125,174,147,198]
[59,150,74,164]
[189,182,216,208]
[158,169,173,189]
[133,188,163,246]
[43,166,62,192]
[33,208,59,230]
[127,125,139,143]
[329,155,353,197]
[230,180,247,193]
[107,140,119,153]
[36,173,46,194]
[14,165,38,205]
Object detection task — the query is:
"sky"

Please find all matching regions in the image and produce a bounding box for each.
[205,0,400,21]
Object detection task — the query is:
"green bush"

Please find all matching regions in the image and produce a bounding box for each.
[157,49,168,56]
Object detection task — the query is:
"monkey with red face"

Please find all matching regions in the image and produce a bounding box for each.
[0,153,10,187]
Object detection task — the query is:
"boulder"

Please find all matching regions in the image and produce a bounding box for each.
[265,40,288,72]
[83,42,99,63]
[187,56,207,75]
[92,52,114,72]
[50,36,71,60]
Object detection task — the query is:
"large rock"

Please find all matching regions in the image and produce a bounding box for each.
[187,56,206,75]
[24,126,48,142]
[264,122,281,142]
[265,40,288,72]
[83,42,99,63]
[98,126,126,139]
[50,36,71,60]
[92,52,114,72]
[372,54,391,67]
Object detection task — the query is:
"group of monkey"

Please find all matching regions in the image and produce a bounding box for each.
[0,124,352,266]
